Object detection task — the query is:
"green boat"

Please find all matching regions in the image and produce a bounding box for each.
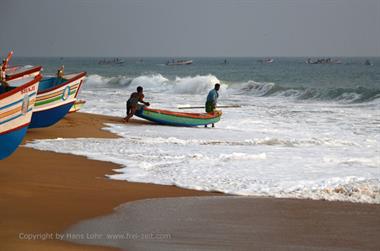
[135,106,222,127]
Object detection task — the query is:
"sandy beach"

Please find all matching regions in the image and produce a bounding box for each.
[1,112,379,251]
[0,113,214,251]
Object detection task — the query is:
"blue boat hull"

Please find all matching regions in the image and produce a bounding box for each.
[29,102,74,128]
[0,125,28,160]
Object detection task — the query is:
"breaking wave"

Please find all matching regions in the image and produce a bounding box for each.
[84,74,380,103]
[236,80,380,103]
[84,74,222,94]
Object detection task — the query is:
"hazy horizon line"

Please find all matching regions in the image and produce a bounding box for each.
[8,55,380,59]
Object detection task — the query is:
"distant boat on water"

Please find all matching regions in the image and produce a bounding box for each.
[98,58,125,65]
[258,58,274,64]
[305,58,342,65]
[166,59,193,66]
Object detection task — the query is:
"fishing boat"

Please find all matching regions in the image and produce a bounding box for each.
[68,99,86,113]
[258,58,274,64]
[166,59,193,66]
[0,74,42,160]
[29,72,86,128]
[135,105,222,127]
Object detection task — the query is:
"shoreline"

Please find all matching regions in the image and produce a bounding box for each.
[1,112,379,250]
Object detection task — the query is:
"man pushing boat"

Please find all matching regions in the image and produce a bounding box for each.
[123,86,150,122]
[205,83,220,127]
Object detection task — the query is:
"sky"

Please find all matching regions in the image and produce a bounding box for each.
[0,0,379,57]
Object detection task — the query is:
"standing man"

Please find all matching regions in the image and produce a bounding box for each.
[205,83,220,127]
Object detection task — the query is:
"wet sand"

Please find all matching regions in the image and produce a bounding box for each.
[65,196,380,251]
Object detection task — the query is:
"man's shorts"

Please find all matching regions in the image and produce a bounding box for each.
[205,101,215,113]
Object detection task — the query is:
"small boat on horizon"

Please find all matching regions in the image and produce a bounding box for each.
[166,59,193,66]
[305,58,342,65]
[98,58,125,65]
[29,72,86,128]
[135,105,222,127]
[258,58,274,64]
[0,74,42,160]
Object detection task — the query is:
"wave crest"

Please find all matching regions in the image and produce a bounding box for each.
[235,81,380,103]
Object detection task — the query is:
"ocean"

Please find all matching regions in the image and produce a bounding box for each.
[15,57,380,204]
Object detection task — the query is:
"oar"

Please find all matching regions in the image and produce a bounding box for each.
[3,51,14,70]
[178,105,241,109]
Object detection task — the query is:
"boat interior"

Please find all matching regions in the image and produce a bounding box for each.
[38,77,66,91]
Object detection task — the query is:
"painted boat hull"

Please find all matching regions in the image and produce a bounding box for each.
[135,106,222,127]
[0,75,41,160]
[29,72,86,128]
[30,101,74,128]
[0,126,28,160]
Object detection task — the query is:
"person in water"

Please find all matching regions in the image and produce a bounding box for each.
[123,86,150,122]
[205,83,220,127]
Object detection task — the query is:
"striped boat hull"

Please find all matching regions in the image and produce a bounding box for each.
[29,72,86,128]
[0,75,41,160]
[135,106,222,127]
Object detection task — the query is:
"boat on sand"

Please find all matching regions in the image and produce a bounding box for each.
[135,105,222,127]
[29,72,86,128]
[0,74,42,159]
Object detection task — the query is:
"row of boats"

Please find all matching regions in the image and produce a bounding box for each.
[0,57,86,160]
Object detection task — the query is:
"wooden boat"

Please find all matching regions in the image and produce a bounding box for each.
[258,58,274,64]
[29,72,86,128]
[166,60,193,66]
[0,74,42,160]
[135,106,222,127]
[68,99,86,113]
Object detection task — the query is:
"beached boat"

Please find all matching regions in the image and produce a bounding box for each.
[135,106,222,127]
[29,72,86,128]
[68,99,86,113]
[0,75,42,160]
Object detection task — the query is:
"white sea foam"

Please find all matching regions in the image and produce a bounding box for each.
[26,113,380,204]
[24,71,380,204]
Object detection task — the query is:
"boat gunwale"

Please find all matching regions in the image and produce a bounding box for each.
[37,72,86,95]
[0,74,42,99]
[6,66,42,81]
